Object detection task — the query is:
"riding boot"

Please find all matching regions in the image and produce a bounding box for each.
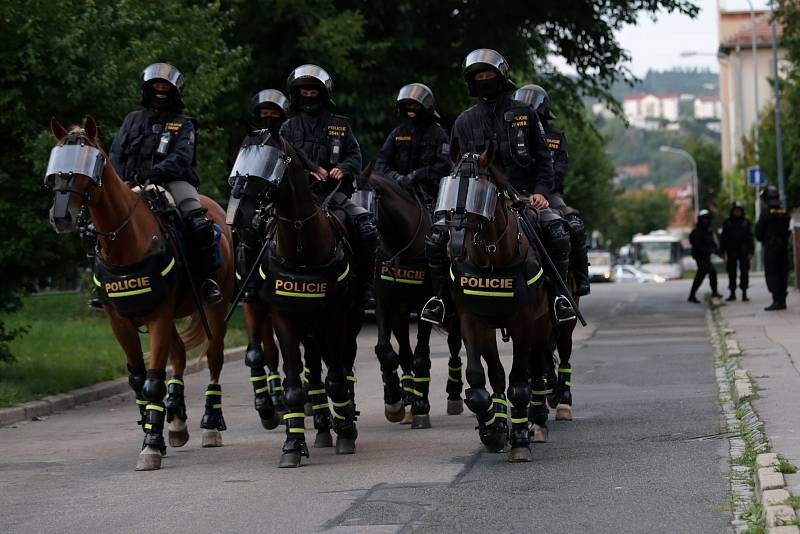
[187,209,222,305]
[127,362,148,425]
[569,242,591,297]
[200,384,227,431]
[542,218,576,323]
[353,213,378,309]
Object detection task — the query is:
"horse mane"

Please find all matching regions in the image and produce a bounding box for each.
[368,170,416,203]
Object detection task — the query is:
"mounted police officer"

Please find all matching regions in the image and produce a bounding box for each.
[720,201,753,302]
[513,84,590,297]
[235,89,291,302]
[756,186,791,311]
[375,83,451,208]
[109,62,221,304]
[421,49,576,324]
[279,64,377,308]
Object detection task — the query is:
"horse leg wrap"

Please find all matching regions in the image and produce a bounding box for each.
[127,362,147,423]
[249,367,275,418]
[508,384,531,446]
[346,371,359,417]
[200,384,227,431]
[464,387,492,415]
[244,341,265,368]
[306,383,332,431]
[410,375,431,415]
[142,400,166,452]
[281,411,309,458]
[375,343,399,370]
[376,345,401,405]
[528,376,550,426]
[445,358,464,400]
[142,369,167,401]
[558,366,573,405]
[165,376,187,423]
[267,370,287,412]
[400,374,415,406]
[326,377,357,438]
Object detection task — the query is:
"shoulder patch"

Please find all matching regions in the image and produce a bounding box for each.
[441,143,450,155]
[394,135,412,142]
[547,137,561,151]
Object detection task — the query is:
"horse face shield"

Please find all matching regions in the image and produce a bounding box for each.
[227,144,290,226]
[44,144,105,233]
[434,156,498,222]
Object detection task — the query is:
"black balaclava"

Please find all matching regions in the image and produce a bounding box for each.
[149,85,177,111]
[297,86,323,115]
[474,72,504,101]
[253,109,284,137]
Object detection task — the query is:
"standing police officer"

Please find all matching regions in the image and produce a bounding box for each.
[688,209,722,303]
[375,83,451,208]
[279,64,376,307]
[109,63,221,304]
[513,84,590,296]
[719,201,753,302]
[756,186,791,311]
[422,49,575,324]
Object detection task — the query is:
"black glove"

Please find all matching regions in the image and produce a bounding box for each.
[397,173,416,191]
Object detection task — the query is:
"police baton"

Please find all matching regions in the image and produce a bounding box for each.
[505,186,587,327]
[224,236,271,323]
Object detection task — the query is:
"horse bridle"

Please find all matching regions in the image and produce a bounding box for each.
[376,189,427,266]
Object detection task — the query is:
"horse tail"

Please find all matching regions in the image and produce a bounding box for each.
[180,311,207,351]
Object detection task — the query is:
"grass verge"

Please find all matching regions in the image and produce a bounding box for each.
[0,292,247,407]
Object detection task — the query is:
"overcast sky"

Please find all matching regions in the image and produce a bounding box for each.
[554,0,773,77]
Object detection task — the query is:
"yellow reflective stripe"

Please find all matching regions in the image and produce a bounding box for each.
[255,386,269,394]
[565,381,572,387]
[485,412,508,426]
[146,404,164,412]
[511,417,528,424]
[108,287,152,298]
[303,367,310,373]
[492,398,510,407]
[409,389,424,397]
[533,389,552,395]
[448,366,462,371]
[308,389,326,395]
[283,412,305,420]
[235,271,242,281]
[463,289,514,297]
[135,399,149,405]
[167,378,184,386]
[160,257,176,277]
[346,375,357,383]
[144,423,152,429]
[529,401,543,406]
[250,375,268,382]
[288,427,305,434]
[402,386,414,393]
[205,390,222,396]
[379,274,424,285]
[311,403,329,410]
[337,263,350,282]
[267,374,281,381]
[259,265,266,280]
[276,290,326,298]
[212,403,222,409]
[400,374,413,381]
[558,368,572,373]
[447,376,460,383]
[93,275,101,287]
[273,386,284,392]
[332,399,351,408]
[527,268,544,286]
[332,410,345,420]
[413,377,431,383]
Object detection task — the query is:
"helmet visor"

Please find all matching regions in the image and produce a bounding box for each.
[397,84,434,111]
[229,144,289,187]
[44,144,105,187]
[143,63,185,92]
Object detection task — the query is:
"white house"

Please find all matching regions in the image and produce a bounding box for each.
[693,95,722,120]
[623,92,680,127]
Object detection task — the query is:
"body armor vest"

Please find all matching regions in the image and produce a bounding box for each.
[119,110,196,184]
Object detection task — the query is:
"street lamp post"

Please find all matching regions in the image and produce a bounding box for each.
[660,146,699,219]
[769,0,786,207]
[746,0,763,270]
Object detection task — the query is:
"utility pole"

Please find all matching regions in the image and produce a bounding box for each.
[770,0,786,207]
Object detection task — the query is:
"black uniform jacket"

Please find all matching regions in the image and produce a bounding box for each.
[720,217,754,258]
[450,92,554,197]
[690,226,719,260]
[110,109,198,185]
[544,125,568,195]
[280,110,362,196]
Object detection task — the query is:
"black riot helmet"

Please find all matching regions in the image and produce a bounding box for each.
[729,201,744,217]
[513,84,556,120]
[251,89,290,134]
[462,48,515,98]
[761,185,781,208]
[286,64,334,110]
[141,62,185,110]
[697,209,711,224]
[396,83,439,119]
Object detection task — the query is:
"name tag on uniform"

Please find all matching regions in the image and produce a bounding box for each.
[547,138,561,150]
[395,135,412,142]
[327,124,346,137]
[511,115,528,128]
[165,121,182,132]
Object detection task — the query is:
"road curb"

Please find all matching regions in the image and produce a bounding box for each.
[708,305,800,531]
[0,346,246,428]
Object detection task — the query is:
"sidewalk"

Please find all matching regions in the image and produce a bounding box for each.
[716,273,800,497]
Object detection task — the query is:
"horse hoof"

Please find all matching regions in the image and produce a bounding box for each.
[314,431,333,448]
[530,424,549,443]
[508,446,532,463]
[384,400,405,423]
[303,402,314,416]
[335,437,356,455]
[555,404,573,421]
[167,419,189,448]
[400,406,413,424]
[411,414,431,429]
[201,429,224,448]
[135,446,163,471]
[260,412,281,430]
[278,451,303,468]
[446,398,464,415]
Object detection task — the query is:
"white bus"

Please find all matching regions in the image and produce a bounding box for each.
[631,230,684,280]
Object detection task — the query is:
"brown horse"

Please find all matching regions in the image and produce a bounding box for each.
[444,149,551,462]
[257,140,361,468]
[46,116,234,471]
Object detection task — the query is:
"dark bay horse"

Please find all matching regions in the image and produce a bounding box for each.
[443,150,551,462]
[259,141,361,468]
[46,116,234,471]
[357,167,466,428]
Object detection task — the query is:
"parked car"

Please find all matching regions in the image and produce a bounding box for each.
[587,250,614,282]
[612,264,666,284]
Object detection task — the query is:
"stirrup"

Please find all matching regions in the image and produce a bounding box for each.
[553,295,576,324]
[420,297,445,325]
[202,279,223,305]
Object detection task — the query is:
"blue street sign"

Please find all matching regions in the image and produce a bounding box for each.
[748,166,766,187]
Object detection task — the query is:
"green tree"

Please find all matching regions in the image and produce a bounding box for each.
[606,188,674,248]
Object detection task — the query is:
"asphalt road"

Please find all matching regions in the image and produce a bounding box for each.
[0,281,730,533]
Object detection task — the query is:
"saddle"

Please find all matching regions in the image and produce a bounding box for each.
[131,184,176,209]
